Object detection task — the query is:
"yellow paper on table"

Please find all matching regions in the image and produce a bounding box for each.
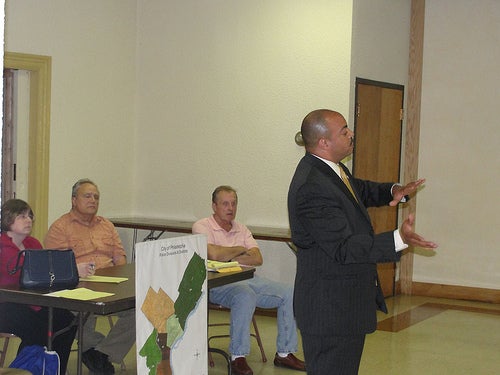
[80,275,128,283]
[206,260,241,272]
[216,266,242,273]
[46,287,115,300]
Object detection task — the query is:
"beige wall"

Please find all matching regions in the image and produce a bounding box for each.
[134,0,353,226]
[4,0,137,222]
[415,0,500,290]
[350,0,411,127]
[4,0,499,291]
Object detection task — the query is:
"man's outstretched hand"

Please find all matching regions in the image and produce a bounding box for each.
[399,214,438,249]
[390,179,426,206]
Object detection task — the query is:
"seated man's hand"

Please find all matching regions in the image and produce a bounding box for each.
[77,262,96,277]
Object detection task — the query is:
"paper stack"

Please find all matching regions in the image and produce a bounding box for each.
[206,260,241,272]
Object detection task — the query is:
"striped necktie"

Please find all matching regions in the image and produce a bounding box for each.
[339,167,358,202]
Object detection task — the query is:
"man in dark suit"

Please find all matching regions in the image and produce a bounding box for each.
[287,109,438,375]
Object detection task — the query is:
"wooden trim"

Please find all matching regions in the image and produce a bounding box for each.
[400,0,426,294]
[411,282,499,304]
[256,281,500,319]
[355,77,404,91]
[395,279,402,295]
[2,69,14,202]
[3,52,52,240]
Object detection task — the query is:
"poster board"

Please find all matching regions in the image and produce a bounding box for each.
[135,234,207,374]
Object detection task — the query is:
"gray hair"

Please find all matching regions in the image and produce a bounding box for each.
[71,178,98,197]
[211,185,237,203]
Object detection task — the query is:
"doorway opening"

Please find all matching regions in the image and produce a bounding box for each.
[3,52,51,240]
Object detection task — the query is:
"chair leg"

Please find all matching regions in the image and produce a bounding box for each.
[251,316,267,363]
[207,304,268,370]
[208,331,230,367]
[207,316,267,366]
[208,349,215,367]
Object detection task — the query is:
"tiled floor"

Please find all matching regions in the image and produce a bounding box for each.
[2,295,499,374]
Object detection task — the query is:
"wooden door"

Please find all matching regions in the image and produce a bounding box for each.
[353,78,404,297]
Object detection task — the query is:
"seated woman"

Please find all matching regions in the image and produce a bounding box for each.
[0,199,77,374]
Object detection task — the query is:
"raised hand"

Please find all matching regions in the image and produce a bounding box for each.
[389,178,426,206]
[399,214,438,249]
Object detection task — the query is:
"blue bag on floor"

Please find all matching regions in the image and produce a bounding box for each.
[9,345,60,375]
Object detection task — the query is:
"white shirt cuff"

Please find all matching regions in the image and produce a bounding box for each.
[391,183,407,203]
[393,229,409,252]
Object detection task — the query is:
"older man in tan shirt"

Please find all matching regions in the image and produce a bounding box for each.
[45,178,134,375]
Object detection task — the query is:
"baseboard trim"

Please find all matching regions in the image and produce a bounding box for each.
[409,281,500,304]
[255,282,499,319]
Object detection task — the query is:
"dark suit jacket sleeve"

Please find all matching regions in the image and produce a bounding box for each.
[294,179,398,264]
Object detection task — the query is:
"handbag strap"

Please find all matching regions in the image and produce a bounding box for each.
[7,250,26,275]
[48,250,56,288]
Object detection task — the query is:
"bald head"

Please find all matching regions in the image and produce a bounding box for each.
[301,109,341,149]
[300,109,354,162]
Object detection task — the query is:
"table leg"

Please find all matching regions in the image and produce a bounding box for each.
[143,230,165,241]
[77,313,83,375]
[132,228,138,262]
[76,312,91,375]
[47,306,53,350]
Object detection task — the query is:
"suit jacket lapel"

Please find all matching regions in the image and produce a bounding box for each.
[305,154,347,194]
[305,154,356,202]
[338,162,372,222]
[305,154,371,221]
[338,162,361,204]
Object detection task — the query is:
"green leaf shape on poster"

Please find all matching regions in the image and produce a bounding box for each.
[174,252,206,329]
[138,328,162,375]
[166,313,183,347]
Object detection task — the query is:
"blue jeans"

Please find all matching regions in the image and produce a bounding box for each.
[209,275,298,356]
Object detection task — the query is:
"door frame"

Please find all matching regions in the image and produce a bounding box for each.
[3,52,51,240]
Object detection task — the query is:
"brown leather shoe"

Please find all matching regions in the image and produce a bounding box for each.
[230,357,253,375]
[273,353,306,371]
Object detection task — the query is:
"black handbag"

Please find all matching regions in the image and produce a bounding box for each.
[9,249,80,290]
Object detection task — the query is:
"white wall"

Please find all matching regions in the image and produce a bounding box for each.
[415,0,500,289]
[134,0,353,227]
[4,0,137,223]
[350,0,411,128]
